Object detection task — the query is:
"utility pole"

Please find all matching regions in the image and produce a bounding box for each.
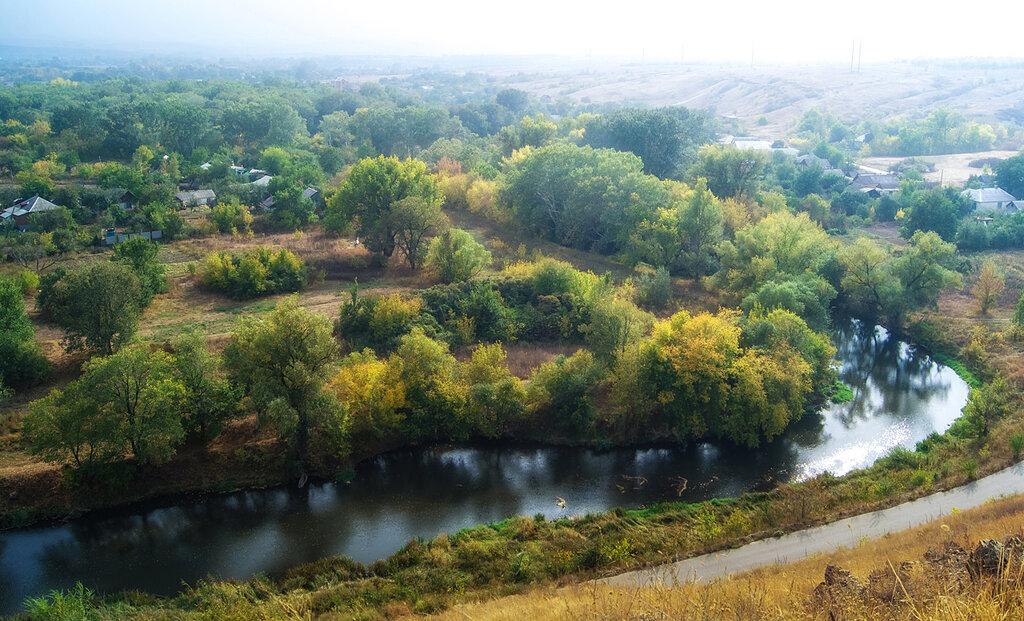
[857,39,863,73]
[851,40,856,73]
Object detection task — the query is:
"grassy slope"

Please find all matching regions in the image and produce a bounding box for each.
[426,493,1024,621]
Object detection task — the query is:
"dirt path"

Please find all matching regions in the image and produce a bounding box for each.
[600,461,1024,587]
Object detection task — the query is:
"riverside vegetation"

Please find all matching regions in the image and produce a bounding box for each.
[1,73,1024,619]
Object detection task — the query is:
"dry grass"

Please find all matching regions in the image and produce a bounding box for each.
[500,342,584,378]
[422,494,1024,621]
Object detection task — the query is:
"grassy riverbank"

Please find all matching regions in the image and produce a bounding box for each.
[424,492,1024,621]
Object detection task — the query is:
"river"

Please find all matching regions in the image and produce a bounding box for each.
[0,321,969,614]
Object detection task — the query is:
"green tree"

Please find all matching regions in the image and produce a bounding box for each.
[426,228,492,283]
[41,263,142,355]
[211,199,254,235]
[389,196,445,269]
[258,147,291,175]
[0,276,49,388]
[889,230,961,320]
[325,156,443,258]
[688,144,768,199]
[996,155,1024,200]
[584,107,714,178]
[83,344,186,465]
[111,237,167,305]
[900,188,962,242]
[223,298,343,468]
[173,332,238,442]
[711,211,836,305]
[23,343,185,468]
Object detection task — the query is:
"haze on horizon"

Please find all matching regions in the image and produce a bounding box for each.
[3,0,1024,66]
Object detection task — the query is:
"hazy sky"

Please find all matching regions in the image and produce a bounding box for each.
[4,0,1024,64]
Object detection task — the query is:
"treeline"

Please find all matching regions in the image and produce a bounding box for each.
[17,250,840,482]
[791,107,1020,158]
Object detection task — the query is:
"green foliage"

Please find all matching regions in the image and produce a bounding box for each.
[501,144,669,254]
[39,262,142,354]
[527,350,602,435]
[200,247,307,299]
[223,298,343,466]
[111,236,167,305]
[612,309,832,447]
[426,228,491,283]
[839,232,961,325]
[996,155,1024,200]
[266,178,316,231]
[0,275,49,388]
[325,156,443,258]
[687,144,768,199]
[23,343,185,468]
[634,266,673,309]
[900,187,967,242]
[831,382,855,404]
[210,199,254,235]
[1011,433,1024,461]
[627,179,724,277]
[390,196,445,269]
[393,329,467,440]
[712,211,837,308]
[583,107,714,178]
[23,582,95,621]
[172,331,238,442]
[1013,287,1024,328]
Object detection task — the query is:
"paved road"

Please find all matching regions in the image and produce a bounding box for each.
[601,462,1024,587]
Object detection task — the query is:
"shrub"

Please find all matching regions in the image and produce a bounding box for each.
[200,248,307,299]
[15,269,39,294]
[426,228,491,283]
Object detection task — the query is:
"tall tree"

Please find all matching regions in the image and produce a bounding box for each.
[389,196,445,269]
[41,263,142,355]
[111,237,167,305]
[688,144,768,199]
[996,155,1024,200]
[223,298,342,468]
[325,156,443,258]
[0,276,49,388]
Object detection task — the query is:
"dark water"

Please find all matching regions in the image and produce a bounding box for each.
[0,322,969,613]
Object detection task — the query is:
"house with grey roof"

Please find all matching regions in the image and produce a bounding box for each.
[0,195,61,231]
[174,189,217,209]
[251,175,273,187]
[962,187,1018,211]
[796,153,835,171]
[850,173,901,195]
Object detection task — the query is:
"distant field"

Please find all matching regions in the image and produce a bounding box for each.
[504,61,1024,137]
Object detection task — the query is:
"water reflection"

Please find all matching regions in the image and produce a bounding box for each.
[0,322,968,614]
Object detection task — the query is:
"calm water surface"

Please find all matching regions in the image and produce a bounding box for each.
[0,322,969,613]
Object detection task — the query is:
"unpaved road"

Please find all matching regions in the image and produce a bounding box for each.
[601,462,1024,587]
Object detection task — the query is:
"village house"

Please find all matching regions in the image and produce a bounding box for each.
[962,187,1018,211]
[849,173,901,197]
[0,195,61,231]
[174,189,217,209]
